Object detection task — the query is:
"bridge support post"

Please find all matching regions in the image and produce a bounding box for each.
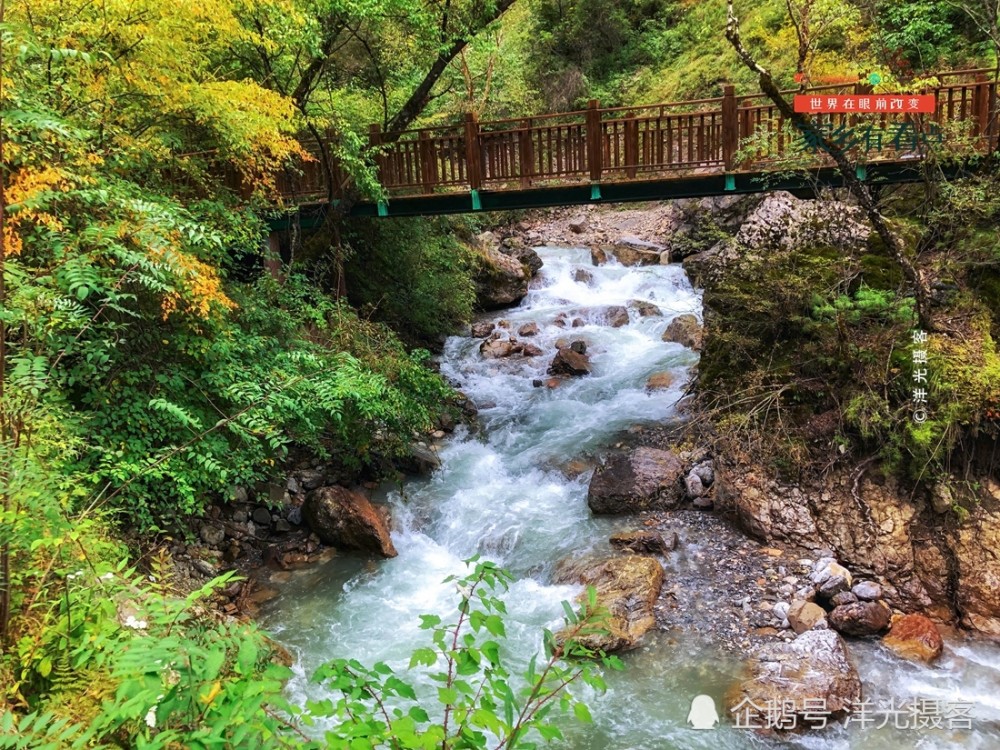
[974,73,990,149]
[722,85,738,172]
[419,129,437,194]
[519,118,534,188]
[586,99,603,183]
[464,113,482,191]
[624,112,639,179]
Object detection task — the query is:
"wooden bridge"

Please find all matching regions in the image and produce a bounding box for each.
[274,69,998,220]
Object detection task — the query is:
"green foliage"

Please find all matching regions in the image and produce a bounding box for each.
[297,558,624,749]
[1,546,621,749]
[343,218,479,345]
[874,0,983,70]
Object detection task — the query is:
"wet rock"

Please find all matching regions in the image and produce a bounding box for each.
[645,371,675,390]
[474,242,529,310]
[600,305,630,328]
[199,523,226,547]
[627,299,662,317]
[727,630,862,725]
[504,244,543,276]
[661,314,703,351]
[303,486,397,558]
[587,448,684,514]
[852,581,883,601]
[555,556,664,652]
[402,442,442,475]
[571,318,585,327]
[882,614,944,663]
[471,320,496,338]
[591,246,608,266]
[287,506,303,526]
[252,508,272,526]
[545,378,564,388]
[609,530,677,555]
[518,322,539,337]
[548,348,591,377]
[480,338,519,359]
[521,343,543,357]
[573,268,594,285]
[570,340,587,354]
[829,601,891,636]
[601,238,664,266]
[787,600,828,634]
[569,216,589,234]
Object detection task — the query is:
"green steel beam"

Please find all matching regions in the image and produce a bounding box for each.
[266,160,969,229]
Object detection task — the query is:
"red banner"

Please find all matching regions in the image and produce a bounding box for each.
[793,95,936,114]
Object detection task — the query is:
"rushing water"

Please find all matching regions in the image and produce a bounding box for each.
[262,246,1000,749]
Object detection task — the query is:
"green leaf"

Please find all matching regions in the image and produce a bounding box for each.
[573,702,593,723]
[484,615,505,638]
[409,648,437,669]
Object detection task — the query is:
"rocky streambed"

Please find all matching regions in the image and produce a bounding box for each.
[244,203,1000,748]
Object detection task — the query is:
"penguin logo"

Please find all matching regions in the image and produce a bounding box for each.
[687,694,720,730]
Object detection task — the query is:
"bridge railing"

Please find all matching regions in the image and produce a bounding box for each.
[274,69,999,202]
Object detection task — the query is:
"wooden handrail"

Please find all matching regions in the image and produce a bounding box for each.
[174,66,998,204]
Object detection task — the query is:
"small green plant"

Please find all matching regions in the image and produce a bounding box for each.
[297,558,624,749]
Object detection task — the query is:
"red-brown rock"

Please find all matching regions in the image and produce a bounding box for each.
[303,486,397,558]
[883,614,944,663]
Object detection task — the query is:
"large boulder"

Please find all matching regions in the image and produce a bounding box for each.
[303,486,397,558]
[548,347,592,376]
[662,314,703,351]
[829,601,891,636]
[555,556,664,652]
[587,448,685,514]
[597,305,629,328]
[474,237,529,310]
[480,338,519,359]
[628,299,662,318]
[503,243,543,277]
[727,630,862,727]
[599,238,665,266]
[734,191,870,254]
[882,613,944,663]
